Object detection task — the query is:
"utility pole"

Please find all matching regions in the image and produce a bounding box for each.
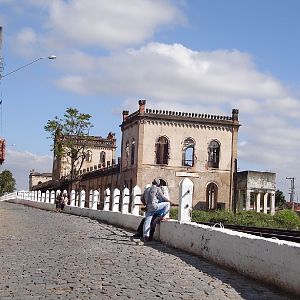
[286,177,295,210]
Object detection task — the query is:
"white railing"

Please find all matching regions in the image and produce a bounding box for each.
[0,178,194,222]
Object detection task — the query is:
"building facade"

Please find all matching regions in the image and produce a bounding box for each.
[32,100,240,210]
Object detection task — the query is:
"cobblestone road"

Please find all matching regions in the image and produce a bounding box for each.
[0,202,296,300]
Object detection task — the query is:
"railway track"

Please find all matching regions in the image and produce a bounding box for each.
[197,222,300,243]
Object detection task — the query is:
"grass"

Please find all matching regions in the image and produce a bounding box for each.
[169,208,300,230]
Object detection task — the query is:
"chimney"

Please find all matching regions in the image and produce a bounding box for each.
[138,99,146,114]
[122,110,129,121]
[232,109,239,122]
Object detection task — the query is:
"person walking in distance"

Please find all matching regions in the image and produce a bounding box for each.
[143,178,173,242]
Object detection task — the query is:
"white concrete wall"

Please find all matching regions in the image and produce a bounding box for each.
[2,195,300,296]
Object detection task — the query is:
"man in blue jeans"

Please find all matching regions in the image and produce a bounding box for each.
[143,178,173,242]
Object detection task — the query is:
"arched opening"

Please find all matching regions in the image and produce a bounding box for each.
[206,182,218,209]
[182,138,195,167]
[208,140,220,168]
[155,136,169,165]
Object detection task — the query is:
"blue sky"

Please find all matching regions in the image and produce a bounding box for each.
[0,0,299,200]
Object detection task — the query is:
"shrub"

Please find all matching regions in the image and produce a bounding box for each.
[273,209,300,230]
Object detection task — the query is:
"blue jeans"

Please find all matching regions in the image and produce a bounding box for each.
[143,202,170,237]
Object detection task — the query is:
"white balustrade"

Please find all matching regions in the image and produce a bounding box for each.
[131,186,141,216]
[121,188,130,214]
[112,188,120,212]
[92,190,99,210]
[89,190,93,208]
[103,188,110,211]
[80,190,86,208]
[178,178,193,223]
[70,190,76,206]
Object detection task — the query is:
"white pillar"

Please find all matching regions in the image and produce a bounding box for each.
[50,190,55,204]
[121,188,130,214]
[246,189,251,211]
[131,186,141,216]
[88,190,93,208]
[80,190,86,208]
[256,193,261,212]
[45,190,50,203]
[270,191,275,215]
[178,178,193,223]
[263,192,268,214]
[92,190,99,210]
[38,190,42,202]
[103,188,110,211]
[112,188,120,212]
[70,190,76,206]
[75,191,79,206]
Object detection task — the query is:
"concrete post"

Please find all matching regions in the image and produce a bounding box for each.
[75,191,79,206]
[34,191,38,201]
[131,186,141,216]
[80,190,86,208]
[112,188,120,212]
[70,190,76,206]
[121,188,130,214]
[256,193,261,212]
[103,188,110,211]
[92,190,99,210]
[50,190,55,204]
[178,178,193,223]
[38,190,42,202]
[270,191,275,215]
[263,192,268,214]
[45,190,50,203]
[42,193,46,203]
[89,190,93,208]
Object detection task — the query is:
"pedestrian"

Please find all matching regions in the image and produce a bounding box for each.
[60,192,69,211]
[55,193,62,212]
[143,178,173,242]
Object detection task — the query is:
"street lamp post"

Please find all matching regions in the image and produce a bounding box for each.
[0,55,56,79]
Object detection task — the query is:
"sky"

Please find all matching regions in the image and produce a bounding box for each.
[0,0,299,200]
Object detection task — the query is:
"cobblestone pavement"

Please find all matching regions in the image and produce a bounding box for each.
[0,202,296,300]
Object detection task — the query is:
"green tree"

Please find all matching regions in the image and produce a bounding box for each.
[275,190,286,209]
[44,107,93,180]
[0,169,16,196]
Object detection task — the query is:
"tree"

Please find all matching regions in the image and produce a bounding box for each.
[0,169,16,196]
[275,190,286,209]
[44,107,93,180]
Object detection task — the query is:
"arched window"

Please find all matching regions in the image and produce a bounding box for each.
[85,150,92,162]
[131,139,135,165]
[182,138,195,167]
[155,136,169,165]
[208,140,220,168]
[100,151,106,167]
[206,182,218,209]
[125,141,129,165]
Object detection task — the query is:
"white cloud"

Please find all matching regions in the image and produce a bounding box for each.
[3,150,52,190]
[45,0,185,49]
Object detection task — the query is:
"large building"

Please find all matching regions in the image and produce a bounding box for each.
[32,100,240,210]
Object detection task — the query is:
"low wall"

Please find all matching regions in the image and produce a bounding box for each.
[7,198,300,296]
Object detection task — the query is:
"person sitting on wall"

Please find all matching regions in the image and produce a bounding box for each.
[132,184,160,240]
[143,178,173,242]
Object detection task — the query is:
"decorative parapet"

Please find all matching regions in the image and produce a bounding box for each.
[121,100,240,129]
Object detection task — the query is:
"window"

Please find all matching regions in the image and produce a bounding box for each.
[206,182,218,209]
[124,141,129,166]
[131,139,135,165]
[100,151,106,167]
[85,150,92,162]
[182,138,195,167]
[208,140,220,168]
[155,136,169,165]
